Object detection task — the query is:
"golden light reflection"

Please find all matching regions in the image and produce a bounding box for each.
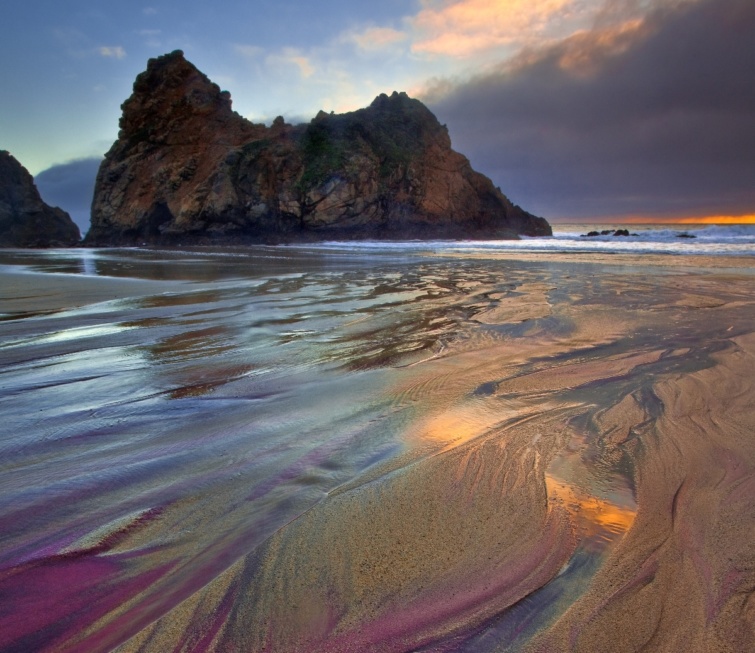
[417,406,493,448]
[546,475,635,538]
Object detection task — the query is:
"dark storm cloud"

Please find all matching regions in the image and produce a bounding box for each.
[426,0,755,220]
[35,157,102,233]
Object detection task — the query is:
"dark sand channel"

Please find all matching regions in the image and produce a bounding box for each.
[0,248,752,652]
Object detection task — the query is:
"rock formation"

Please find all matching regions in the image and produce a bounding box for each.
[0,151,81,247]
[86,50,550,245]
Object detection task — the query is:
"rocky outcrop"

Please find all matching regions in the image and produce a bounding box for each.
[0,151,81,247]
[583,229,635,237]
[86,50,550,245]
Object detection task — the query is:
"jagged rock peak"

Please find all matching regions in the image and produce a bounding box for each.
[117,50,258,150]
[371,91,428,113]
[0,151,81,248]
[371,91,413,107]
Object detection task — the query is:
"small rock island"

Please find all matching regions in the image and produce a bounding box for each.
[0,151,81,248]
[86,50,550,246]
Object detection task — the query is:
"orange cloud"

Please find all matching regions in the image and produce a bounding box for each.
[557,19,645,76]
[411,0,588,57]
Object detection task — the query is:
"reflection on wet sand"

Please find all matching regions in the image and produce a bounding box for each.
[545,476,635,544]
[0,248,753,652]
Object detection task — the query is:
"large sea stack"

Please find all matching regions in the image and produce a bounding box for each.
[87,50,550,245]
[0,151,81,247]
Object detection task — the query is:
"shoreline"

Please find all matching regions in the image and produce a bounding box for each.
[439,250,755,269]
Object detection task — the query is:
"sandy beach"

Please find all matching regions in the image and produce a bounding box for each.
[0,247,752,652]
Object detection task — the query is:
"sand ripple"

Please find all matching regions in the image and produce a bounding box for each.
[0,250,752,652]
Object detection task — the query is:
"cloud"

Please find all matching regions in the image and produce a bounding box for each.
[234,44,264,59]
[138,29,162,48]
[342,26,408,53]
[143,7,157,16]
[425,0,755,219]
[98,46,126,59]
[410,0,595,57]
[265,48,316,79]
[53,27,91,59]
[34,157,102,233]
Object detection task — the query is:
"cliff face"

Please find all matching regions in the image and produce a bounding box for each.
[87,51,550,245]
[0,151,81,247]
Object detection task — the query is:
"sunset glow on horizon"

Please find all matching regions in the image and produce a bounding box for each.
[552,214,755,225]
[674,215,755,225]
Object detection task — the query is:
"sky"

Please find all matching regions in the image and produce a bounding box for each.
[2,0,753,229]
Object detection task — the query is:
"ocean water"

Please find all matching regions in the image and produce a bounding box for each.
[291,223,755,257]
[0,236,753,652]
[544,222,755,255]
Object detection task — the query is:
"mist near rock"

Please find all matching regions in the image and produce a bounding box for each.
[35,157,102,234]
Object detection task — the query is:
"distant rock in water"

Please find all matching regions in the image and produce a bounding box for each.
[583,229,637,237]
[86,50,550,246]
[0,151,81,247]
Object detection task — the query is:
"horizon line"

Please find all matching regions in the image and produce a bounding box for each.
[549,215,755,225]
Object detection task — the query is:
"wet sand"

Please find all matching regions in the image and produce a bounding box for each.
[0,269,185,316]
[0,249,753,652]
